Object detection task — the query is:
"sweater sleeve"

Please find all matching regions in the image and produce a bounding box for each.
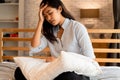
[75,23,95,59]
[29,35,48,56]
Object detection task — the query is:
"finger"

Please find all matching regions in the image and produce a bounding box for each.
[40,3,44,8]
[40,4,48,11]
[42,4,48,9]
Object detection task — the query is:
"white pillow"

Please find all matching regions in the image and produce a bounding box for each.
[14,57,47,80]
[14,51,102,80]
[59,51,102,76]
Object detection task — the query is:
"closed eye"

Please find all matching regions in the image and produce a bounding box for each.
[48,12,53,15]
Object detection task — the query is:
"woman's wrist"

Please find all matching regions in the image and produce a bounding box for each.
[38,19,44,24]
[37,20,44,30]
[46,56,56,62]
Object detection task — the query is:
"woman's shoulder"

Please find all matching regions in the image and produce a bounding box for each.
[69,19,87,31]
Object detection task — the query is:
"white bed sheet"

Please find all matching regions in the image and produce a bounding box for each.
[91,66,120,80]
[0,62,120,80]
[0,62,17,80]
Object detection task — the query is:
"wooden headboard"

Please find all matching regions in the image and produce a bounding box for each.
[88,29,120,65]
[0,28,120,65]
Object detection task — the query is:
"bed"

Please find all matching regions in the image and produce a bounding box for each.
[0,60,120,80]
[0,28,120,80]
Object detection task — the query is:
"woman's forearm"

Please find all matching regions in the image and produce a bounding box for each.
[31,4,47,48]
[31,21,43,47]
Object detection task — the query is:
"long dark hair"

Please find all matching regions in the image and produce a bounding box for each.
[40,0,75,43]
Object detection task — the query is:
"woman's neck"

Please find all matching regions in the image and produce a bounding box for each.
[59,16,65,27]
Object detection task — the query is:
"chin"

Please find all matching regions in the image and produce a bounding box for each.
[52,23,58,26]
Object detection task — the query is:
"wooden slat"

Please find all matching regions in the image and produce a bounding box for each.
[3,56,120,63]
[2,56,15,60]
[3,37,32,41]
[2,56,48,61]
[88,29,120,33]
[0,28,35,32]
[0,31,3,62]
[91,39,120,43]
[94,48,120,53]
[2,47,29,51]
[1,28,120,33]
[96,58,120,63]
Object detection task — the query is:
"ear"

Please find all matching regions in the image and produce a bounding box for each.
[58,6,62,13]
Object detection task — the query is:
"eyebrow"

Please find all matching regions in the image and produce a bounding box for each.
[43,9,52,15]
[46,10,52,13]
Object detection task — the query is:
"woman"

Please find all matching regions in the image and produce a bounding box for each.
[15,0,95,80]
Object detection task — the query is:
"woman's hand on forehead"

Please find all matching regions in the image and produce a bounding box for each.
[38,3,48,21]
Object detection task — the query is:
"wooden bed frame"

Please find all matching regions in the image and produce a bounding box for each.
[0,28,120,65]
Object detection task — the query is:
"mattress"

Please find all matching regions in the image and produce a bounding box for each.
[0,62,120,80]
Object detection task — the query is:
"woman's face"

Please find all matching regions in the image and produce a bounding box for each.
[43,6,62,26]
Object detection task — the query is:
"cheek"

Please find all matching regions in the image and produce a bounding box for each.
[54,14,61,22]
